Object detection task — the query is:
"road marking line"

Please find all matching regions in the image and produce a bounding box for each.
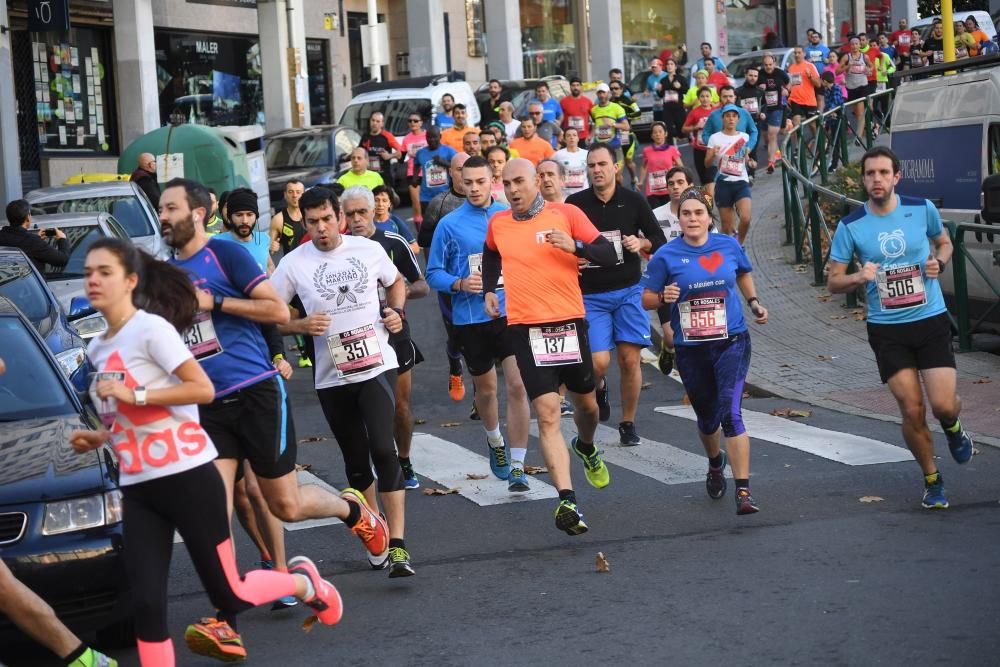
[411,432,558,505]
[528,421,708,485]
[654,405,913,465]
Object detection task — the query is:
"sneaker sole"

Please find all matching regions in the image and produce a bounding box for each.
[404,480,421,490]
[287,556,343,625]
[341,489,389,556]
[389,564,416,578]
[184,628,247,663]
[555,505,589,535]
[508,481,530,492]
[736,504,760,516]
[270,597,298,611]
[948,434,973,464]
[921,500,950,509]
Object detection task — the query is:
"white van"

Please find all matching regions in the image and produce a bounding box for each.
[339,72,481,138]
[890,57,1000,322]
[912,10,997,43]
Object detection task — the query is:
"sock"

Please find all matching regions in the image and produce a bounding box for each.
[343,501,362,528]
[299,574,316,601]
[510,447,527,468]
[709,453,724,469]
[735,478,749,489]
[574,438,596,456]
[558,489,577,504]
[485,425,503,446]
[398,456,411,467]
[63,644,88,666]
[940,417,961,434]
[216,610,238,631]
[924,471,941,485]
[389,537,406,550]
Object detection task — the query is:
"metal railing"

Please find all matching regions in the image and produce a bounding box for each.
[946,221,1000,352]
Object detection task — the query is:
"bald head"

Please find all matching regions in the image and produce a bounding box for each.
[449,152,470,194]
[502,158,539,215]
[138,152,156,173]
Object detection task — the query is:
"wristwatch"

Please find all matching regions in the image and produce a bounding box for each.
[213,293,225,313]
[937,257,948,273]
[134,386,148,407]
[746,296,760,306]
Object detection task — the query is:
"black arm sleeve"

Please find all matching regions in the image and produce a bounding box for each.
[417,199,442,248]
[31,236,70,268]
[261,323,283,359]
[581,235,619,267]
[482,243,503,294]
[636,197,669,253]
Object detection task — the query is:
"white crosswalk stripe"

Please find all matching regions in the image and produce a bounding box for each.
[528,421,707,485]
[653,405,913,465]
[410,433,558,505]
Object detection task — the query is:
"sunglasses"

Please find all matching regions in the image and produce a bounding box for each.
[408,119,422,123]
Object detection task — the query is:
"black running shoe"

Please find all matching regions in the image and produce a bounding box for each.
[388,546,415,577]
[735,487,759,515]
[706,451,728,500]
[657,344,674,375]
[618,421,640,446]
[596,379,611,423]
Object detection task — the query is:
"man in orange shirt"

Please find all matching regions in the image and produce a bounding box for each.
[508,117,556,167]
[786,45,822,128]
[440,104,472,152]
[482,158,617,536]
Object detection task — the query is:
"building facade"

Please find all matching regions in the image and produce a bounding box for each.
[0,0,903,201]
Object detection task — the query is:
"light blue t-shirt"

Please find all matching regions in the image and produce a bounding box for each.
[804,43,830,65]
[830,195,947,325]
[534,97,562,123]
[215,231,270,273]
[641,234,753,346]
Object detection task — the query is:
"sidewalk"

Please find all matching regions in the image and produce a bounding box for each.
[649,171,1000,446]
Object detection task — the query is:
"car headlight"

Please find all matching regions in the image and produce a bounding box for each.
[72,312,108,339]
[54,347,86,379]
[42,490,123,535]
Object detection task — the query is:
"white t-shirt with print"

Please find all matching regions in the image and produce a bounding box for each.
[652,202,683,241]
[270,235,400,389]
[707,130,751,182]
[553,148,590,196]
[86,310,217,486]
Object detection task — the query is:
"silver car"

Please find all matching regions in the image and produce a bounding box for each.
[26,181,165,259]
[30,212,130,340]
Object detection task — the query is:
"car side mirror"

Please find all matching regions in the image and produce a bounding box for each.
[981,174,1000,224]
[68,296,96,321]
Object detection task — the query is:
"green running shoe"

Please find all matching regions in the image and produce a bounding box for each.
[554,499,589,535]
[571,436,610,488]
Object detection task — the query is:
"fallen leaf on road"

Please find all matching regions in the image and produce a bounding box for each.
[770,283,786,288]
[641,382,652,390]
[859,496,884,503]
[298,436,326,444]
[595,552,610,573]
[682,394,691,405]
[295,463,313,472]
[440,421,462,427]
[816,295,832,302]
[465,473,488,480]
[974,378,992,384]
[849,309,865,315]
[771,408,812,418]
[973,448,981,456]
[817,355,833,361]
[413,418,427,425]
[853,313,867,321]
[301,615,319,633]
[423,487,459,496]
[742,391,751,399]
[524,465,548,475]
[830,314,847,320]
[779,363,794,368]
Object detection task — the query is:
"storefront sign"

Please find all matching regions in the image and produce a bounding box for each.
[28,0,70,32]
[186,0,257,7]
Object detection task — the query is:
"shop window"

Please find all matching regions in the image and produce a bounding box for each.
[21,27,117,157]
[466,0,485,58]
[726,0,779,56]
[155,30,264,127]
[621,0,686,80]
[306,39,331,125]
[520,0,576,78]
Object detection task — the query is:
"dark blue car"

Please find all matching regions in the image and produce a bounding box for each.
[0,248,91,392]
[0,297,131,654]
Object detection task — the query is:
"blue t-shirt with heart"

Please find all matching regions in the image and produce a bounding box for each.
[641,234,753,346]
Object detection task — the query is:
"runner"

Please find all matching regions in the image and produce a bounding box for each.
[401,113,428,224]
[840,36,874,142]
[509,116,555,167]
[413,127,458,221]
[651,166,697,375]
[566,144,667,445]
[272,186,416,575]
[418,152,470,405]
[372,184,420,254]
[337,147,385,190]
[342,186,429,494]
[268,180,305,255]
[705,104,754,243]
[159,179,388,641]
[827,147,973,509]
[426,156,534,491]
[71,237,345,666]
[639,122,684,209]
[560,76,593,143]
[701,86,759,171]
[759,53,791,174]
[483,158,618,534]
[658,57,689,142]
[215,188,273,274]
[682,87,719,193]
[440,104,472,152]
[486,145,510,204]
[786,46,823,129]
[588,83,629,165]
[608,80,640,186]
[553,127,589,198]
[537,158,567,204]
[735,67,767,176]
[360,111,404,188]
[640,187,769,515]
[462,130,481,157]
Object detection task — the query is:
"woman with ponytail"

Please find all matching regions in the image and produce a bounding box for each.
[70,238,343,667]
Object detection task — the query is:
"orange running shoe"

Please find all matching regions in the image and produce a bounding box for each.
[287,556,343,625]
[184,618,247,663]
[448,373,465,401]
[340,488,389,556]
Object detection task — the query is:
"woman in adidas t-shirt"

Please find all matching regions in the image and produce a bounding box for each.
[70,238,342,666]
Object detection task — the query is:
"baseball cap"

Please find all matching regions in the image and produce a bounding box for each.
[720,104,741,115]
[596,82,610,93]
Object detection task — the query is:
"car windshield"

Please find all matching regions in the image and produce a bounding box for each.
[42,225,106,279]
[0,317,75,421]
[728,56,767,80]
[266,135,333,169]
[0,265,50,323]
[31,195,155,239]
[339,99,433,136]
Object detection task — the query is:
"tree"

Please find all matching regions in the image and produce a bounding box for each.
[917,0,988,19]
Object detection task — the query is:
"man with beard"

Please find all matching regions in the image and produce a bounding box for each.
[478,79,511,126]
[360,112,404,187]
[217,188,273,274]
[736,66,767,175]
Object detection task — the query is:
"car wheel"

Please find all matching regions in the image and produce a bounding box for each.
[95,617,135,649]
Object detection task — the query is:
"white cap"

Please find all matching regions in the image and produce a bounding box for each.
[596,83,611,93]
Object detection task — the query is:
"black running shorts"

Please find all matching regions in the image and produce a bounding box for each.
[455,317,516,376]
[866,312,955,383]
[507,318,596,401]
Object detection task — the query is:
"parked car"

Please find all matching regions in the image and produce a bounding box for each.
[0,297,130,652]
[264,125,362,208]
[26,181,166,259]
[29,212,129,335]
[474,75,571,119]
[726,47,794,89]
[0,248,90,390]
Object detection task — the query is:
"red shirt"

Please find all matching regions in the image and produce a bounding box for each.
[684,105,716,150]
[861,45,881,81]
[560,94,594,140]
[706,71,730,92]
[890,29,912,54]
[642,145,682,196]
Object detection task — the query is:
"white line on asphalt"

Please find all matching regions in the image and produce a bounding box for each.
[410,432,558,505]
[528,421,708,485]
[653,405,913,466]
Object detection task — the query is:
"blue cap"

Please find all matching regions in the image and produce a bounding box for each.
[721,103,742,115]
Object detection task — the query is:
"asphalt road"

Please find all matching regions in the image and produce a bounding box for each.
[4,210,1000,666]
